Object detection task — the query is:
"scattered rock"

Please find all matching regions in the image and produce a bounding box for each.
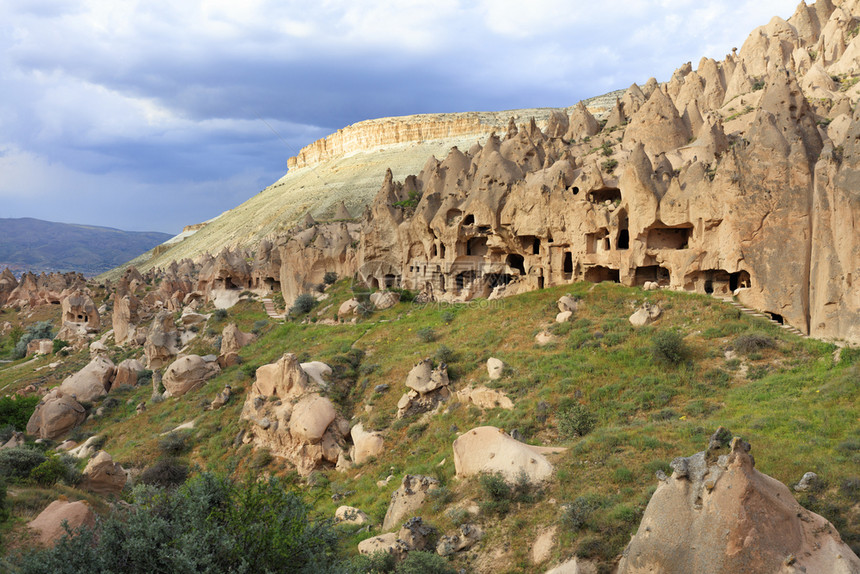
[358,533,408,560]
[555,311,573,323]
[557,295,578,313]
[794,471,819,492]
[335,505,369,525]
[382,474,440,531]
[59,355,115,402]
[629,302,662,327]
[456,386,514,410]
[79,450,127,495]
[208,385,232,410]
[350,422,385,465]
[397,359,451,418]
[28,500,95,546]
[487,357,504,380]
[437,523,484,556]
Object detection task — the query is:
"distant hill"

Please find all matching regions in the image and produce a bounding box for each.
[0,218,172,276]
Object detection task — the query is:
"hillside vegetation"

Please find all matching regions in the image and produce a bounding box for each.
[0,281,857,572]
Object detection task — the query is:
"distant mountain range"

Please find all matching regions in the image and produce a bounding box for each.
[0,218,172,276]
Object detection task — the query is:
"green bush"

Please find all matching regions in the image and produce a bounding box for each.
[139,458,188,488]
[12,320,54,359]
[323,271,338,285]
[478,471,539,516]
[651,330,689,365]
[0,447,47,480]
[15,473,347,574]
[52,339,70,354]
[560,494,603,530]
[29,455,78,486]
[290,293,317,316]
[734,333,776,355]
[397,551,456,574]
[213,308,228,321]
[158,432,191,456]
[416,327,436,343]
[557,404,597,438]
[0,395,40,431]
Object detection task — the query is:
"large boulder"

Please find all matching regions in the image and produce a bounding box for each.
[27,500,95,546]
[289,395,337,444]
[397,359,451,418]
[300,361,332,387]
[79,450,127,495]
[217,323,255,367]
[382,474,440,530]
[456,386,514,410]
[617,433,860,574]
[113,358,144,387]
[350,422,385,465]
[162,355,221,397]
[452,426,563,483]
[143,311,179,369]
[629,302,662,327]
[26,390,86,440]
[59,356,115,402]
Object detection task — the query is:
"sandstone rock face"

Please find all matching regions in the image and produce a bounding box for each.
[80,451,127,495]
[437,523,484,556]
[27,500,95,546]
[370,290,400,310]
[143,311,179,369]
[114,358,144,387]
[112,293,140,345]
[240,353,347,475]
[300,361,332,387]
[162,355,221,397]
[27,390,86,440]
[452,426,562,483]
[59,289,100,334]
[350,422,385,465]
[0,268,18,307]
[26,339,52,356]
[59,356,115,402]
[357,532,408,559]
[217,323,255,367]
[617,435,860,574]
[382,474,440,531]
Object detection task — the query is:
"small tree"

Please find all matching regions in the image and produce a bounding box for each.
[290,293,317,316]
[323,271,338,285]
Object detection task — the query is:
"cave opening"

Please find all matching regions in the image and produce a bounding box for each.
[588,187,622,203]
[584,266,620,283]
[563,252,573,279]
[729,270,751,291]
[506,254,526,275]
[647,225,692,249]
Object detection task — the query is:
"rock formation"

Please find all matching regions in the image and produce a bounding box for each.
[26,390,86,440]
[27,500,95,546]
[452,426,564,483]
[617,432,860,574]
[58,356,115,403]
[162,355,221,397]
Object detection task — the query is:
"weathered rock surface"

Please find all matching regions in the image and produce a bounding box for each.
[453,426,563,483]
[382,474,440,530]
[59,356,115,402]
[487,357,504,380]
[27,500,95,546]
[162,355,220,396]
[437,523,484,556]
[617,434,860,574]
[456,386,514,410]
[217,323,255,367]
[143,311,179,369]
[350,422,385,465]
[629,302,662,326]
[79,450,127,495]
[397,359,451,418]
[335,505,369,525]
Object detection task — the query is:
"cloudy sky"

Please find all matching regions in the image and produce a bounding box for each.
[0,0,797,234]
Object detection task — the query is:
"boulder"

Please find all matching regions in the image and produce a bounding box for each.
[350,422,385,464]
[557,295,578,313]
[370,290,400,310]
[1,431,25,450]
[629,302,662,327]
[217,323,255,367]
[436,523,484,556]
[794,471,820,492]
[208,385,232,410]
[405,358,448,395]
[338,298,360,317]
[300,361,332,387]
[289,394,337,444]
[143,311,179,369]
[88,340,109,356]
[456,386,514,410]
[382,474,440,530]
[80,450,126,495]
[487,357,504,380]
[252,353,311,399]
[398,516,435,551]
[335,505,370,525]
[616,435,860,574]
[556,311,573,323]
[26,339,53,356]
[544,558,598,574]
[114,358,144,387]
[357,533,408,559]
[59,356,115,402]
[452,426,563,483]
[25,390,86,440]
[162,355,220,397]
[27,500,95,546]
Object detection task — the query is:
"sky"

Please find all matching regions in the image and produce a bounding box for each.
[0,0,798,235]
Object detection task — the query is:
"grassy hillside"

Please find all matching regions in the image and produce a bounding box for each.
[0,218,171,276]
[0,282,857,571]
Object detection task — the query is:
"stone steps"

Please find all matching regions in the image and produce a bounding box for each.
[716,297,808,339]
[260,298,286,321]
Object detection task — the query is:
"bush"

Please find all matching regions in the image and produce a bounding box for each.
[651,330,689,365]
[158,432,191,456]
[52,339,70,354]
[139,458,189,488]
[416,327,436,343]
[397,551,456,574]
[434,344,456,365]
[0,447,47,480]
[15,473,347,574]
[0,395,40,431]
[734,333,776,355]
[29,455,77,486]
[251,319,268,334]
[290,293,317,316]
[561,494,603,530]
[213,308,228,321]
[12,320,54,359]
[557,404,597,438]
[323,272,338,285]
[478,471,538,516]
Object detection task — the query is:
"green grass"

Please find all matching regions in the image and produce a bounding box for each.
[1,280,858,569]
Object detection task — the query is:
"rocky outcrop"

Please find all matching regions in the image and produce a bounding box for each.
[162,355,221,396]
[240,353,347,475]
[396,359,452,418]
[452,426,564,483]
[27,500,95,546]
[0,268,18,307]
[59,356,115,402]
[217,323,255,367]
[57,290,100,341]
[617,432,860,574]
[382,474,440,531]
[114,358,144,387]
[80,451,127,495]
[350,422,385,465]
[26,390,86,440]
[143,311,179,369]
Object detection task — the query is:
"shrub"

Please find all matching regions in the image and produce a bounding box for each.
[478,471,538,516]
[158,432,191,456]
[139,457,189,488]
[434,344,456,365]
[416,327,436,343]
[29,455,75,486]
[323,271,338,285]
[15,473,347,574]
[12,320,54,359]
[213,308,228,321]
[734,333,776,355]
[290,293,317,316]
[651,330,689,365]
[0,395,40,431]
[0,447,47,480]
[350,550,397,573]
[52,339,70,354]
[560,494,603,530]
[557,404,597,438]
[440,310,455,324]
[397,551,456,574]
[251,319,268,334]
[601,158,619,173]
